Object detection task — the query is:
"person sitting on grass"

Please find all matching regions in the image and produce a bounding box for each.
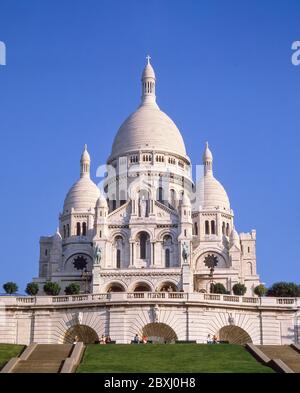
[106,336,112,343]
[142,335,148,344]
[100,335,106,344]
[207,334,212,344]
[133,334,140,344]
[212,334,218,344]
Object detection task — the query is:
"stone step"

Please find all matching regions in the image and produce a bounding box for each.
[12,344,74,373]
[258,345,300,373]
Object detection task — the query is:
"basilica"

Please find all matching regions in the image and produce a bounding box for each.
[34,57,260,296]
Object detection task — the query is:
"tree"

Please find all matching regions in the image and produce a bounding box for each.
[65,283,80,295]
[3,282,18,295]
[232,283,247,296]
[43,282,61,296]
[25,282,39,296]
[210,282,227,294]
[267,282,300,297]
[254,284,267,297]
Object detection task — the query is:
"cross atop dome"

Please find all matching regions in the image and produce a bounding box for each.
[146,54,151,64]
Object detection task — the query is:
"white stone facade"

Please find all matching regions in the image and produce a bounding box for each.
[34,58,260,297]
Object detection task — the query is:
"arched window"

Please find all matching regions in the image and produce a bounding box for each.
[82,222,87,236]
[76,222,81,236]
[157,187,164,203]
[226,223,230,236]
[116,249,121,269]
[211,220,216,235]
[165,249,170,268]
[67,224,70,237]
[140,232,148,259]
[205,220,210,235]
[99,230,102,238]
[63,225,66,239]
[194,222,198,236]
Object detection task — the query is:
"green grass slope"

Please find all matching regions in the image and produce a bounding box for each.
[77,344,274,373]
[0,344,25,370]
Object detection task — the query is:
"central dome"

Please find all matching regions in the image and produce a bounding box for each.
[110,105,187,160]
[109,57,187,161]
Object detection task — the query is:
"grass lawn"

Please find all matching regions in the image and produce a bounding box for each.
[77,344,274,373]
[0,344,25,370]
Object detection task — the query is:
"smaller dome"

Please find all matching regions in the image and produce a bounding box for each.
[63,177,100,212]
[196,173,230,211]
[96,193,108,208]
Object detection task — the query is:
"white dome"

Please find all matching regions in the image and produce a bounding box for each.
[110,104,187,160]
[196,173,230,211]
[63,177,100,212]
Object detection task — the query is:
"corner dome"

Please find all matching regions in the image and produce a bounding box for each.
[195,173,230,211]
[63,177,100,213]
[110,105,187,160]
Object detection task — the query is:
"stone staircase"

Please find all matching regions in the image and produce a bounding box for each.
[12,344,73,373]
[257,345,300,373]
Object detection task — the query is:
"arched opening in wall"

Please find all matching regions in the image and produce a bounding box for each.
[156,282,178,292]
[64,325,99,344]
[67,224,70,237]
[211,220,216,235]
[133,282,152,292]
[142,323,177,343]
[106,282,126,292]
[139,231,149,260]
[116,249,121,269]
[205,221,210,235]
[76,222,81,236]
[157,187,164,203]
[82,222,87,236]
[218,326,252,345]
[165,249,170,268]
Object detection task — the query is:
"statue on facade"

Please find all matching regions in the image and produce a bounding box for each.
[182,242,190,263]
[139,196,147,217]
[93,244,102,265]
[152,304,159,323]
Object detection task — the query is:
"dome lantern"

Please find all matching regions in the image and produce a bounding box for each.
[141,55,158,108]
[80,144,91,178]
[203,142,213,175]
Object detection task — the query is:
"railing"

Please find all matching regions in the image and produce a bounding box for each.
[276,298,295,305]
[2,293,299,308]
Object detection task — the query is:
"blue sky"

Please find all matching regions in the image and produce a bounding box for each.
[0,0,299,292]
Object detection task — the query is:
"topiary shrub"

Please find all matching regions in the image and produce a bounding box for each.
[65,283,80,295]
[3,282,18,295]
[267,282,300,297]
[232,283,247,296]
[254,284,267,297]
[25,282,39,296]
[210,282,227,294]
[43,282,61,296]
